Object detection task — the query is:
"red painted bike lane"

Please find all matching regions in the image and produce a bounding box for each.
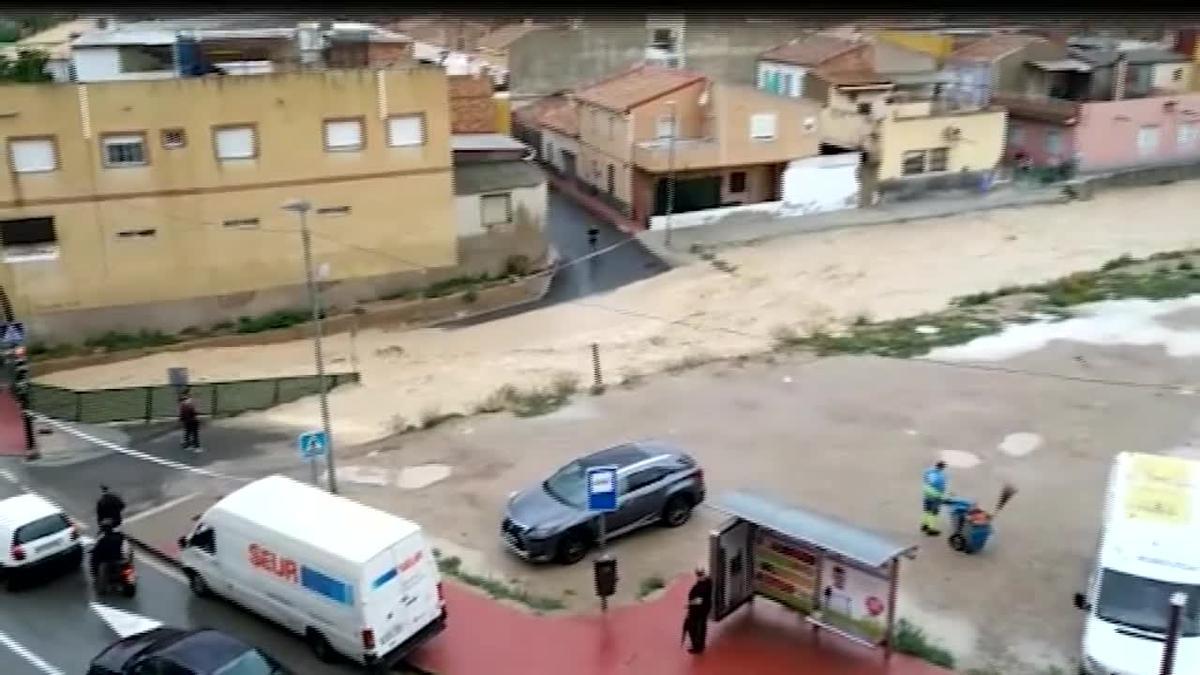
[0,388,26,456]
[413,573,950,675]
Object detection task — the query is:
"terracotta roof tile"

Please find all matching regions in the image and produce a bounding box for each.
[574,64,707,113]
[760,35,866,67]
[477,22,551,52]
[815,68,893,86]
[515,95,579,136]
[950,34,1046,62]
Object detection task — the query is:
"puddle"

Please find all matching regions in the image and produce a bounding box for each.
[939,449,982,469]
[397,463,452,489]
[998,432,1043,458]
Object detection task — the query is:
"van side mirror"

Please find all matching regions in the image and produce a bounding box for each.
[1073,592,1090,611]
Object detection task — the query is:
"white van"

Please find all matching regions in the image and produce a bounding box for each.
[178,475,446,671]
[1076,452,1200,674]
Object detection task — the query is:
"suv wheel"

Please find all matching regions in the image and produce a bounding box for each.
[556,530,589,565]
[662,495,693,528]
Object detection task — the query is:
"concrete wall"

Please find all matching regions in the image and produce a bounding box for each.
[454,181,549,275]
[1151,61,1194,94]
[995,42,1067,95]
[0,68,456,340]
[1075,94,1200,172]
[876,107,1007,181]
[540,129,579,174]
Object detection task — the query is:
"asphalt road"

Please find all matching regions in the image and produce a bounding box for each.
[0,457,390,675]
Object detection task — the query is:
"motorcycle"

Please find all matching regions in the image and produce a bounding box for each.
[90,545,138,598]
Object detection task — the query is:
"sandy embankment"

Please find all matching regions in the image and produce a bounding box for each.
[41,182,1200,445]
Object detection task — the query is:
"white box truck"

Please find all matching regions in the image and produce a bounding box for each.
[178,475,446,671]
[1075,452,1200,674]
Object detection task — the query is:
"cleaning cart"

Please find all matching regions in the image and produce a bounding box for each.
[943,484,1018,555]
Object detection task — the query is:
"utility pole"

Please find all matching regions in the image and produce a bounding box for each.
[1160,592,1188,675]
[664,100,678,249]
[282,199,338,494]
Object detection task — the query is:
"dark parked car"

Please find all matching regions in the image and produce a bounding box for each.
[87,627,290,675]
[501,441,705,564]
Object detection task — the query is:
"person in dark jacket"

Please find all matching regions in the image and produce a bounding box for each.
[179,392,201,452]
[90,520,131,583]
[682,567,713,654]
[95,485,125,529]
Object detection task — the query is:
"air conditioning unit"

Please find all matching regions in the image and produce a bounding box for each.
[943,126,963,141]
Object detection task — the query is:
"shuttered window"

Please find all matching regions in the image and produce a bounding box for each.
[480,193,512,226]
[324,119,364,151]
[214,126,256,160]
[750,113,777,140]
[9,138,56,173]
[387,114,425,147]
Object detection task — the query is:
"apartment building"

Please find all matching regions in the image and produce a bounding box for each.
[0,66,456,339]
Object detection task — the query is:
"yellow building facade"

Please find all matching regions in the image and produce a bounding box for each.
[0,67,456,338]
[875,102,1008,182]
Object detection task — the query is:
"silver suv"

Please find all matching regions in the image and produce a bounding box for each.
[501,441,706,564]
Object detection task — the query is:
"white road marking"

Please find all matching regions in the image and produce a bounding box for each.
[0,628,65,675]
[90,602,162,639]
[32,415,249,483]
[124,493,203,525]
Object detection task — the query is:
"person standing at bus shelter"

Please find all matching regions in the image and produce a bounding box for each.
[179,391,201,453]
[921,461,948,536]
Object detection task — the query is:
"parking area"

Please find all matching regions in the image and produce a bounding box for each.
[335,302,1200,672]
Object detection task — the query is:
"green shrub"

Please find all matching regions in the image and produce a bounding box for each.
[893,619,955,668]
[234,310,308,334]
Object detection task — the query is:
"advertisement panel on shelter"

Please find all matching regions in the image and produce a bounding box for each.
[813,554,891,644]
[752,528,820,613]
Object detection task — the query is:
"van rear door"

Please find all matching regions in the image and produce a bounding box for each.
[361,533,440,657]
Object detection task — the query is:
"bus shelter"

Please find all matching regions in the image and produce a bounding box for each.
[708,489,919,661]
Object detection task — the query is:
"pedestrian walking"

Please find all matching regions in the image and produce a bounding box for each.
[681,567,713,654]
[921,460,948,536]
[95,485,125,529]
[179,391,201,453]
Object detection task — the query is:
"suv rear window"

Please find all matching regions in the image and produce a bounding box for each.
[14,514,70,545]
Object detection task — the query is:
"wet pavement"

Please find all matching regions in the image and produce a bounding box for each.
[445,189,668,327]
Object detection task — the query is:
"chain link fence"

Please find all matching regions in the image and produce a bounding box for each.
[30,373,359,424]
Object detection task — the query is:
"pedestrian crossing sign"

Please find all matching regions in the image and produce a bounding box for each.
[298,430,328,461]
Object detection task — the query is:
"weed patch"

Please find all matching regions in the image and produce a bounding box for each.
[235,309,309,334]
[893,619,955,668]
[434,553,565,612]
[637,574,666,599]
[476,373,579,418]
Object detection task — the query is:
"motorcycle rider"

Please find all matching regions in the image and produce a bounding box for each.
[96,485,125,529]
[90,519,132,588]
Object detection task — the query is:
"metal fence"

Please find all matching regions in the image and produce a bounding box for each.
[30,372,360,424]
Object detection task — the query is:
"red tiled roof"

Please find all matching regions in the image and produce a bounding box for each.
[515,95,579,137]
[950,34,1046,62]
[760,34,866,67]
[477,22,551,52]
[574,64,707,113]
[815,68,893,87]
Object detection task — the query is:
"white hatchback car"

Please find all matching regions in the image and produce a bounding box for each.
[0,493,83,589]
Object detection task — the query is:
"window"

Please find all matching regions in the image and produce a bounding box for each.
[316,205,351,216]
[480,193,512,226]
[324,118,364,152]
[626,467,671,493]
[1177,122,1198,149]
[14,514,69,544]
[901,150,926,176]
[1045,130,1064,156]
[750,113,777,140]
[729,171,747,193]
[160,128,186,149]
[101,133,147,167]
[656,114,675,140]
[214,125,256,161]
[651,28,675,50]
[1173,68,1184,82]
[188,524,216,556]
[8,138,57,173]
[116,228,156,239]
[606,164,615,194]
[387,114,425,147]
[0,216,58,262]
[1137,125,1160,156]
[608,115,615,141]
[222,217,260,229]
[781,73,793,97]
[927,147,949,172]
[857,102,872,116]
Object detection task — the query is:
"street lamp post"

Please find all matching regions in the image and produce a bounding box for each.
[282,199,338,494]
[1161,592,1188,675]
[664,100,678,249]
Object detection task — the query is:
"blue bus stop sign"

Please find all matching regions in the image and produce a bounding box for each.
[586,465,619,512]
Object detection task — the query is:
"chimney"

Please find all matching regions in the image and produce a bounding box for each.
[1112,52,1128,100]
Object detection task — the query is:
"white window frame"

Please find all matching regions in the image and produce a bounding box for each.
[750,113,777,140]
[1177,122,1198,149]
[1137,125,1160,157]
[8,138,57,174]
[213,125,257,161]
[480,193,512,227]
[655,115,675,140]
[387,114,425,148]
[324,118,365,152]
[101,134,148,168]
